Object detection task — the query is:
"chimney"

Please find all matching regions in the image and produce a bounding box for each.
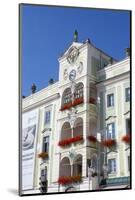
[49,78,54,85]
[31,83,36,94]
[108,57,113,65]
[125,48,130,57]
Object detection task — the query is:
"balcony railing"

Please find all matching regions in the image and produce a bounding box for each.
[60,102,72,111]
[58,135,83,147]
[58,175,82,185]
[72,97,84,107]
[60,97,84,111]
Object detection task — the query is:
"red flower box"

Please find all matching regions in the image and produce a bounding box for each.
[122,134,130,144]
[58,138,71,146]
[72,97,83,107]
[58,175,82,185]
[89,97,97,105]
[72,135,83,143]
[87,135,97,143]
[102,139,116,147]
[38,152,48,159]
[60,102,72,111]
[58,135,83,147]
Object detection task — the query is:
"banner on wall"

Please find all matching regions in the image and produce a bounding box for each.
[22,109,39,190]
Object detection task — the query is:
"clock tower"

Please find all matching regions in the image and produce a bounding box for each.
[56,31,113,191]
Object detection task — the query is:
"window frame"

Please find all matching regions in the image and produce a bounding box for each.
[107,122,115,139]
[108,158,116,174]
[42,136,49,153]
[128,156,130,172]
[74,83,84,99]
[107,93,114,107]
[44,110,51,125]
[125,87,130,102]
[126,118,130,135]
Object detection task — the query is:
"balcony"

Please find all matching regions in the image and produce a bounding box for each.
[60,102,72,111]
[72,97,84,107]
[60,97,84,111]
[58,135,84,148]
[58,175,82,185]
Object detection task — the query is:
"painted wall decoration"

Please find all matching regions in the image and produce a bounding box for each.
[22,109,39,190]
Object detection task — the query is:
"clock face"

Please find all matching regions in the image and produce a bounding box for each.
[69,69,76,81]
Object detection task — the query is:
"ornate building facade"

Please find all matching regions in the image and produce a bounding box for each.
[21,32,130,194]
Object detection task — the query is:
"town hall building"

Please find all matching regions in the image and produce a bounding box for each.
[21,31,130,195]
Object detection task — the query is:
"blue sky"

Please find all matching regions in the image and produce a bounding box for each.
[21,4,130,96]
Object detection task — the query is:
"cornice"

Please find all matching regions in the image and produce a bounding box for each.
[23,93,60,113]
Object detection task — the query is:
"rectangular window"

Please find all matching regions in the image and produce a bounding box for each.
[107,123,115,139]
[128,156,130,171]
[126,119,130,134]
[107,93,114,107]
[40,166,47,179]
[42,136,49,153]
[125,87,130,102]
[41,169,45,176]
[44,111,51,124]
[108,159,116,173]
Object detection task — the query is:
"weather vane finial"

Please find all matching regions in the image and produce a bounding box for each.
[74,30,78,42]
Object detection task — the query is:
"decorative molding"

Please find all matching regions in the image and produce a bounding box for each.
[42,128,52,133]
[124,110,130,115]
[23,93,60,113]
[105,115,117,121]
[67,46,79,65]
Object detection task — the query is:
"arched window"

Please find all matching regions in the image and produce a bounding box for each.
[89,83,97,104]
[62,88,72,104]
[61,122,71,141]
[73,118,83,138]
[73,154,82,176]
[61,88,72,111]
[60,157,71,177]
[89,118,97,136]
[91,154,98,172]
[74,83,84,99]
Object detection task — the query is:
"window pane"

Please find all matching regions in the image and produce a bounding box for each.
[107,94,114,107]
[125,88,130,102]
[107,123,115,139]
[126,119,130,134]
[108,159,116,173]
[128,156,130,171]
[44,111,51,124]
[42,136,49,153]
